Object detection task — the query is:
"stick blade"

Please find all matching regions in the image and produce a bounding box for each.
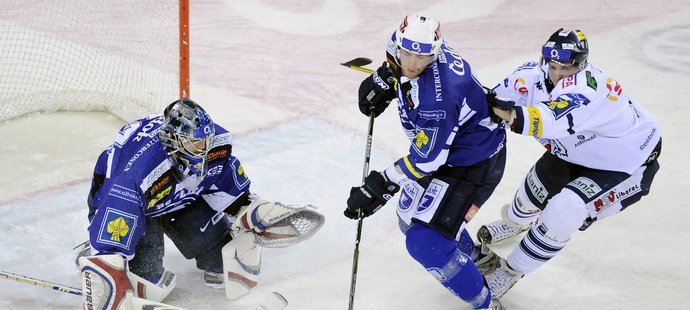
[340,57,372,68]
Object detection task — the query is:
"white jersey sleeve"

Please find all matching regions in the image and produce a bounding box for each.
[498,63,661,174]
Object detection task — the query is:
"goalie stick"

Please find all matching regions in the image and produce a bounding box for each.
[340,57,374,74]
[0,270,82,295]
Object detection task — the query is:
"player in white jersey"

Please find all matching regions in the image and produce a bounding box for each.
[473,28,662,299]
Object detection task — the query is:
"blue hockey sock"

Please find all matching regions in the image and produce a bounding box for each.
[406,224,491,309]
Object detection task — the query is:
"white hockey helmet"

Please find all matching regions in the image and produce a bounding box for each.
[394,13,442,58]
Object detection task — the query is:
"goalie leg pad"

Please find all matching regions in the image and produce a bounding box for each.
[80,254,133,310]
[222,230,262,300]
[128,270,176,303]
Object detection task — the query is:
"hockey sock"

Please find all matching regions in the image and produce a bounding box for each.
[406,224,491,309]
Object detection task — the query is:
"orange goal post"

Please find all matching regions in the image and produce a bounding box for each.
[0,0,190,123]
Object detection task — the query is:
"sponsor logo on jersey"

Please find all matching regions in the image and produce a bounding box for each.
[98,208,137,248]
[574,134,597,147]
[569,177,602,199]
[605,77,623,102]
[526,168,548,203]
[132,117,163,143]
[639,127,657,150]
[514,78,528,95]
[144,170,175,208]
[432,62,443,101]
[560,75,576,88]
[207,165,223,177]
[124,136,158,171]
[418,110,446,121]
[209,133,232,149]
[207,145,230,164]
[526,107,543,138]
[109,184,140,203]
[148,185,172,209]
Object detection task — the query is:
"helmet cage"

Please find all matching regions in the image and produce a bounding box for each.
[159,99,215,177]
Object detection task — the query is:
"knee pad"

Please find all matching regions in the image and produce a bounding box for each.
[540,189,589,238]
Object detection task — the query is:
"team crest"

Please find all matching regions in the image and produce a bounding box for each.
[412,127,438,158]
[97,208,138,249]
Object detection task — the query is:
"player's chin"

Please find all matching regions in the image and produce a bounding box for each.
[402,68,424,79]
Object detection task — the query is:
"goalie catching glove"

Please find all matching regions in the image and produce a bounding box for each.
[232,196,325,248]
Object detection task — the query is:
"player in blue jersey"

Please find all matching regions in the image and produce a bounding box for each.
[344,13,506,310]
[77,99,323,309]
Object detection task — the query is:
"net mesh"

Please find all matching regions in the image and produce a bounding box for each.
[0,1,179,123]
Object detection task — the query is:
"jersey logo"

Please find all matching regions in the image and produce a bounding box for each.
[98,208,138,249]
[412,127,437,158]
[606,78,623,102]
[586,71,597,91]
[231,158,250,189]
[569,177,603,199]
[148,185,172,209]
[513,78,528,95]
[544,93,590,120]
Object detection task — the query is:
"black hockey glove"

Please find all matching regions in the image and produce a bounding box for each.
[344,171,400,220]
[484,86,516,123]
[358,62,397,117]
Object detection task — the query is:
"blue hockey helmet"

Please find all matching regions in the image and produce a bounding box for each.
[541,28,589,69]
[159,98,215,178]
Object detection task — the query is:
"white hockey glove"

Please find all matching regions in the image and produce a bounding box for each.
[233,196,325,248]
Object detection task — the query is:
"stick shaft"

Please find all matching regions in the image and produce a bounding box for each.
[0,270,82,295]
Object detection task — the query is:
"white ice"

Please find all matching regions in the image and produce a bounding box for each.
[1,1,690,309]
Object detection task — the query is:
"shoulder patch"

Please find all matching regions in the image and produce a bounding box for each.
[544,93,590,120]
[97,208,138,249]
[412,127,438,158]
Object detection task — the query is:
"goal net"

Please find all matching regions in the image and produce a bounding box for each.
[0,1,184,123]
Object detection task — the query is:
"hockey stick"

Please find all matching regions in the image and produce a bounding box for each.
[0,270,82,295]
[342,56,377,309]
[340,57,374,75]
[347,112,375,310]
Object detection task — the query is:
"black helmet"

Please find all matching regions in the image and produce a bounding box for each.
[541,28,589,68]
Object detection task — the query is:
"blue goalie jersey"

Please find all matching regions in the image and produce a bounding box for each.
[87,114,250,258]
[388,37,506,181]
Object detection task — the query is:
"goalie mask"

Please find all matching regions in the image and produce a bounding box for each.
[159,98,215,178]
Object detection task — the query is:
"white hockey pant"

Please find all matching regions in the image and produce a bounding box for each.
[506,188,588,274]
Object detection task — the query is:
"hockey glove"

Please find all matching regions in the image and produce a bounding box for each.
[484,86,516,123]
[358,62,397,117]
[345,171,400,219]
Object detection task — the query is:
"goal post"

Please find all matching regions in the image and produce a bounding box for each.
[0,0,189,123]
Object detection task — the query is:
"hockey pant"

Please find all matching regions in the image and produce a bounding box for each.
[130,198,233,280]
[505,141,661,274]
